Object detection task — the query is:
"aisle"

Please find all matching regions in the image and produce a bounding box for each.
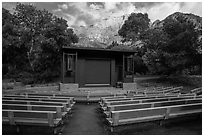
[61,103,201,135]
[62,103,108,135]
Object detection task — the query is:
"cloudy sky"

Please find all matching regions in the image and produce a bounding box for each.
[2,2,202,45]
[3,2,202,27]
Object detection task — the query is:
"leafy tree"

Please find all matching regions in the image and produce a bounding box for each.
[142,14,202,75]
[2,3,78,83]
[2,8,28,77]
[118,13,150,43]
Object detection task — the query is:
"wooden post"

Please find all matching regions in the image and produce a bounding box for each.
[151,103,155,108]
[194,93,197,99]
[68,99,71,108]
[25,93,28,98]
[62,103,67,112]
[8,111,15,125]
[112,112,119,126]
[62,52,65,83]
[132,55,134,82]
[75,52,78,83]
[27,105,32,110]
[56,107,62,118]
[122,54,125,82]
[87,91,90,104]
[165,107,171,119]
[48,113,54,127]
[110,107,114,111]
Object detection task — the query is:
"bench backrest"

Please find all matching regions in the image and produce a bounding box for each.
[2,109,58,127]
[2,97,71,103]
[107,98,201,112]
[110,103,201,126]
[2,100,69,111]
[101,95,176,106]
[3,94,75,103]
[191,87,202,94]
[103,93,193,105]
[104,95,200,107]
[3,104,64,118]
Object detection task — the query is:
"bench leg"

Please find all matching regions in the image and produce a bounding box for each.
[53,128,58,135]
[16,126,20,133]
[159,120,165,126]
[110,127,114,132]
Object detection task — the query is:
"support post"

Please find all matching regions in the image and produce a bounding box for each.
[8,111,15,125]
[62,52,65,83]
[112,112,119,126]
[75,52,78,83]
[122,54,125,82]
[56,107,62,118]
[48,113,54,127]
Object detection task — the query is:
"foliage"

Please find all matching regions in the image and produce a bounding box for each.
[2,3,78,83]
[117,12,201,75]
[142,17,202,75]
[118,13,150,43]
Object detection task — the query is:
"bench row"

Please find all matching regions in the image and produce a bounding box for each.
[107,102,201,126]
[2,94,75,134]
[104,98,202,117]
[128,86,183,95]
[100,93,198,108]
[100,92,191,106]
[3,94,75,104]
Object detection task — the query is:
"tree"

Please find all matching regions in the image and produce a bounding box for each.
[118,13,150,43]
[2,3,78,83]
[141,13,202,75]
[141,28,170,74]
[2,8,28,77]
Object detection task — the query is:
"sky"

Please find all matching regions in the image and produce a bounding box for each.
[2,2,202,27]
[2,2,202,45]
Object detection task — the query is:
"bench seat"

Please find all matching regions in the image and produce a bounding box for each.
[3,117,62,127]
[107,115,164,126]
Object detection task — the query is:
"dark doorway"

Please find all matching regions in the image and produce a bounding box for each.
[85,59,111,86]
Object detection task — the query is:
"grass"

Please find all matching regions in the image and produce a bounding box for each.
[136,75,202,93]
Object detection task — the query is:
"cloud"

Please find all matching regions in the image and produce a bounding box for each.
[144,2,181,21]
[3,2,201,45]
[89,3,104,10]
[180,2,202,16]
[2,2,16,13]
[58,4,68,10]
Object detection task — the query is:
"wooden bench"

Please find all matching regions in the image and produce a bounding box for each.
[102,95,201,110]
[2,104,66,118]
[191,87,202,95]
[163,86,183,93]
[139,86,183,95]
[100,94,170,107]
[2,97,74,107]
[2,100,71,112]
[3,94,75,105]
[100,95,134,104]
[106,103,202,127]
[104,98,202,117]
[101,93,196,107]
[155,86,173,91]
[2,109,62,134]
